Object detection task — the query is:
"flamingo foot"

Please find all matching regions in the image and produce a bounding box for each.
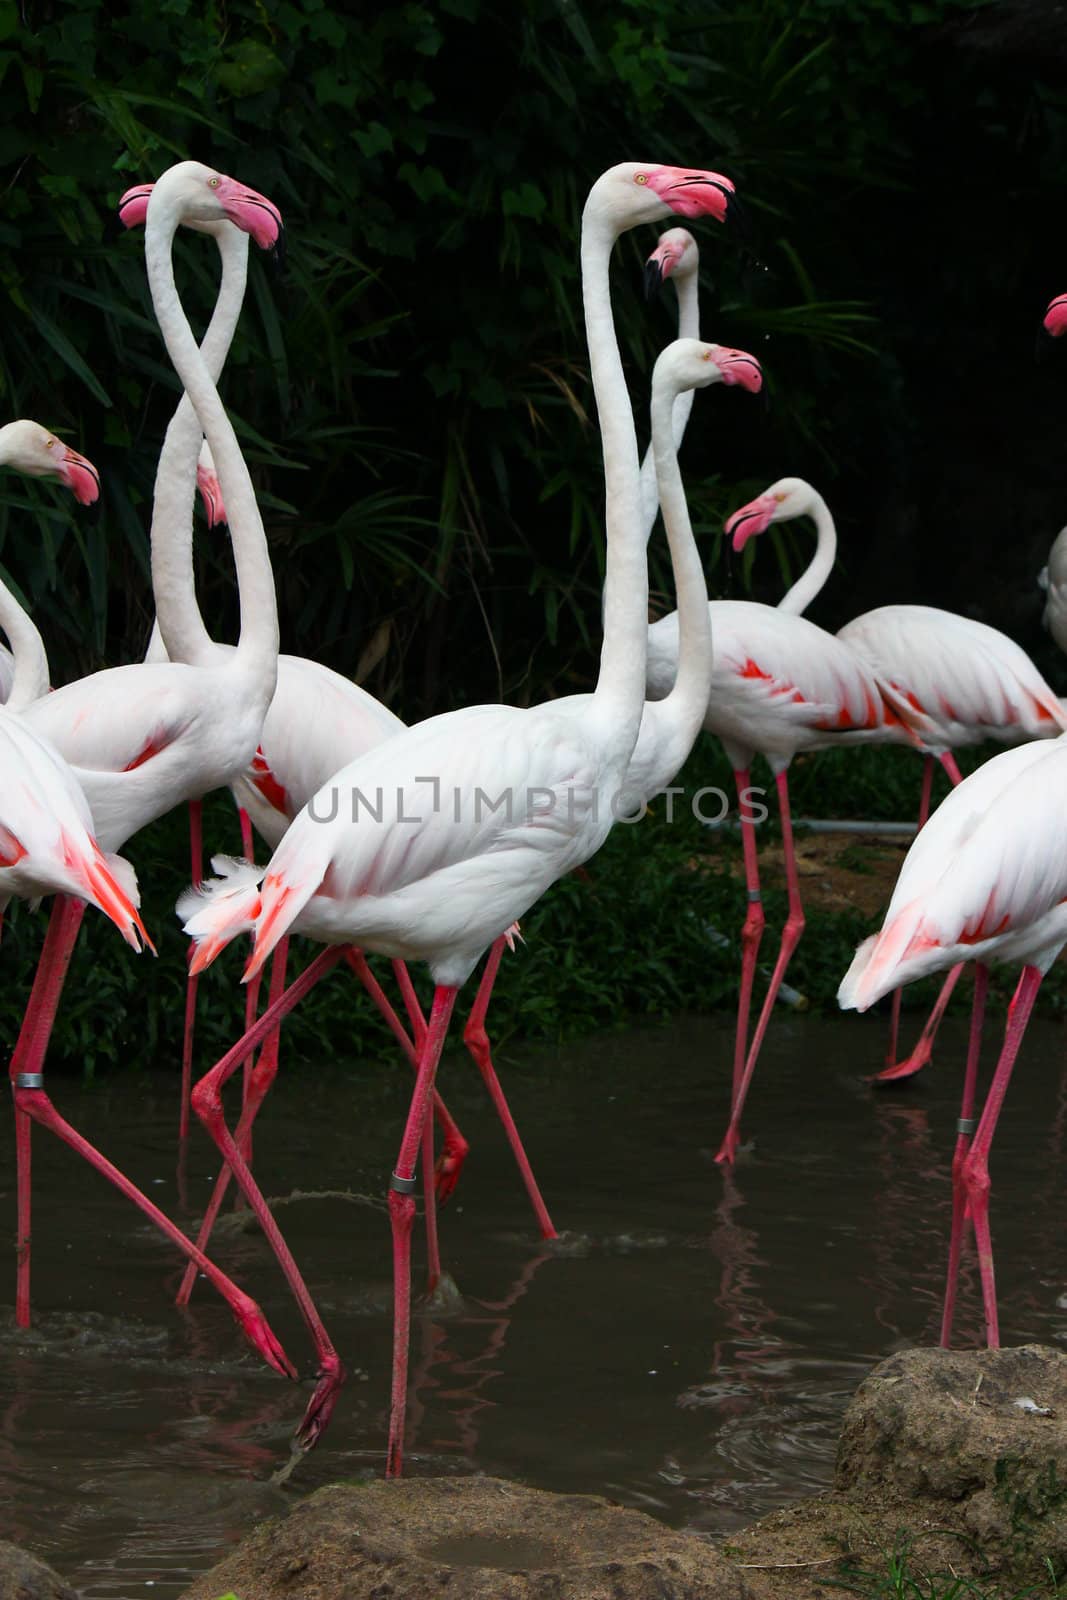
[871,1041,932,1085]
[229,1292,299,1380]
[292,1353,346,1451]
[434,1132,470,1205]
[715,1126,740,1166]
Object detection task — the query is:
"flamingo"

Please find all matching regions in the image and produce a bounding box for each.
[175,161,739,1472]
[0,429,293,1380]
[1039,293,1067,657]
[9,163,293,1367]
[838,731,1067,1347]
[712,472,1067,1083]
[646,477,924,1163]
[161,223,718,1263]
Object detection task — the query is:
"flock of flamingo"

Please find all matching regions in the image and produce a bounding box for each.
[3,155,1067,1477]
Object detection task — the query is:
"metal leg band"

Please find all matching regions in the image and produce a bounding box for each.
[956,1116,977,1136]
[747,889,762,903]
[14,1073,44,1091]
[390,1172,417,1194]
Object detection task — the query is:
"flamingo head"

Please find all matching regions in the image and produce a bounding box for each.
[726,477,815,550]
[590,162,736,232]
[196,440,227,527]
[118,180,241,245]
[0,420,100,505]
[1044,293,1067,338]
[144,162,283,251]
[653,339,763,408]
[644,227,700,299]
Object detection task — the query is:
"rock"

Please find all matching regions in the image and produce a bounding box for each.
[836,1344,1067,1585]
[180,1475,750,1600]
[0,1540,77,1600]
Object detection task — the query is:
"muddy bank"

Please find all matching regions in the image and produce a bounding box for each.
[175,1346,1066,1600]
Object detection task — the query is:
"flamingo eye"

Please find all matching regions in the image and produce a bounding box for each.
[635,173,648,185]
[44,438,55,450]
[702,351,714,361]
[208,176,221,189]
[774,492,787,503]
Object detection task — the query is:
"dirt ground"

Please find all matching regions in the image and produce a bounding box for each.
[722,829,912,922]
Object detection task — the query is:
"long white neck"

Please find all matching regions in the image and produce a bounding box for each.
[650,375,711,731]
[777,490,836,616]
[583,211,646,759]
[0,571,49,710]
[639,271,699,540]
[150,227,249,664]
[145,205,278,686]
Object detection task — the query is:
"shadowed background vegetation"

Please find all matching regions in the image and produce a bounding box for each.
[3,0,1067,1072]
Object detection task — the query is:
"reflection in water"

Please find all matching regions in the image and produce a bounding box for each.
[0,1011,1063,1593]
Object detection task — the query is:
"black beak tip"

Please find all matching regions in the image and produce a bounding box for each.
[268,224,287,277]
[644,257,664,302]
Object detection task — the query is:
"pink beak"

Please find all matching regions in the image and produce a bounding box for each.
[216,177,284,250]
[57,446,100,506]
[196,461,227,527]
[1044,294,1067,338]
[645,166,735,223]
[711,346,763,394]
[726,493,777,551]
[117,184,152,229]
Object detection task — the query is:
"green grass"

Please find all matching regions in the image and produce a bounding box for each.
[829,1539,1062,1599]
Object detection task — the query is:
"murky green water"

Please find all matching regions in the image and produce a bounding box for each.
[2,1002,1065,1597]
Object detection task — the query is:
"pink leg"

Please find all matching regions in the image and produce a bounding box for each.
[462,937,557,1238]
[7,897,293,1378]
[885,757,935,1067]
[178,938,292,1293]
[874,963,966,1084]
[957,964,1042,1348]
[10,896,86,1325]
[186,945,347,1447]
[940,964,988,1346]
[238,806,254,860]
[387,984,458,1478]
[939,750,963,786]
[717,769,803,1165]
[422,1085,441,1295]
[179,799,204,1143]
[875,752,965,1085]
[351,950,470,1203]
[729,767,765,1118]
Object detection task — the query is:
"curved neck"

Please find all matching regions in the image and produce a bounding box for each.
[650,378,711,725]
[151,227,250,663]
[639,271,700,542]
[145,207,277,681]
[0,570,49,709]
[778,491,835,616]
[583,213,646,754]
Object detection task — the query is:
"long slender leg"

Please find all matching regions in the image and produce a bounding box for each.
[10,896,86,1324]
[885,757,935,1067]
[957,964,1042,1348]
[179,799,204,1143]
[462,937,557,1237]
[350,951,469,1198]
[179,938,292,1288]
[7,898,293,1377]
[717,769,803,1165]
[874,964,966,1084]
[875,750,965,1084]
[729,767,765,1119]
[387,985,458,1478]
[185,945,348,1446]
[940,964,988,1346]
[237,805,261,1165]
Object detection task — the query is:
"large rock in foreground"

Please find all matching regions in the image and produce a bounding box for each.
[0,1540,77,1600]
[180,1475,749,1600]
[836,1343,1067,1581]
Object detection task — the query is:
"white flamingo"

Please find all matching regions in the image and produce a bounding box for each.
[839,731,1067,1346]
[9,163,294,1383]
[646,476,922,1162]
[175,161,740,1472]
